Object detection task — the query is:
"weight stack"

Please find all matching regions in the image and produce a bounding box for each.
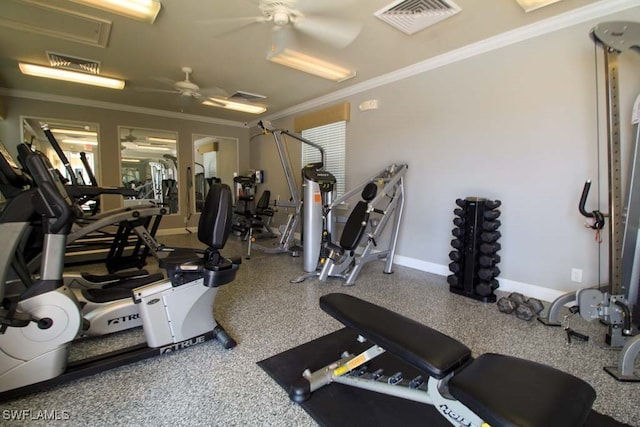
[447,197,501,302]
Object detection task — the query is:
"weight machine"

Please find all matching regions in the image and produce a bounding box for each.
[292,163,407,286]
[249,120,331,260]
[538,21,640,381]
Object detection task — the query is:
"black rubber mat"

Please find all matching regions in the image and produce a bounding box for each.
[258,328,631,427]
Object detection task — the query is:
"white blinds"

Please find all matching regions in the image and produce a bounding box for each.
[302,121,346,197]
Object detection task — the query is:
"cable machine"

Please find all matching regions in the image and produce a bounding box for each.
[538,21,640,381]
[251,120,334,265]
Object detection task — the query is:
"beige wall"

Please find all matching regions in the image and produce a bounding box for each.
[0,96,249,230]
[250,7,640,298]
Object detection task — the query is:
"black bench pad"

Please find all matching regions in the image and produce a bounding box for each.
[449,353,596,427]
[320,293,471,379]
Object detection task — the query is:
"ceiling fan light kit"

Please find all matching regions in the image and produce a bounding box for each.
[18,63,125,90]
[267,48,355,82]
[68,0,162,23]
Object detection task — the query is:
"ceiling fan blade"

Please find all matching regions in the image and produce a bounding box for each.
[199,86,229,98]
[293,15,362,49]
[134,87,179,94]
[295,0,357,14]
[151,76,177,86]
[202,97,226,107]
[199,16,267,37]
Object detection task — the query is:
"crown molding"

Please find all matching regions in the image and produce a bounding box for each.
[0,88,248,128]
[258,0,638,124]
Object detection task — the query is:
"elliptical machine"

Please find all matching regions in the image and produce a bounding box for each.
[0,150,239,400]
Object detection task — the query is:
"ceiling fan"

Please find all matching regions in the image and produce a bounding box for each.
[120,128,139,142]
[136,67,227,102]
[208,0,362,50]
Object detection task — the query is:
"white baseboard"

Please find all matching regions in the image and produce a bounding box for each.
[393,254,566,303]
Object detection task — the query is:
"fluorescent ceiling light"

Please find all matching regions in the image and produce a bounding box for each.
[515,0,563,12]
[51,128,97,137]
[267,48,355,82]
[135,145,171,151]
[19,63,125,90]
[68,0,161,23]
[122,158,141,163]
[147,137,176,143]
[62,139,98,146]
[202,98,267,115]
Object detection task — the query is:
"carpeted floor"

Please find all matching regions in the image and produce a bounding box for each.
[1,232,638,426]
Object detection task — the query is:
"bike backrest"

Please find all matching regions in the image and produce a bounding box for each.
[198,184,233,250]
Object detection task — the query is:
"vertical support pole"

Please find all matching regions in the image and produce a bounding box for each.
[604,48,624,296]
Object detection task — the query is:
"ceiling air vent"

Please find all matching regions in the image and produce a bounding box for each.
[229,90,267,102]
[375,0,461,35]
[47,52,100,74]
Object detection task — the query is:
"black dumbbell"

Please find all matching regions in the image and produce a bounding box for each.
[480,242,501,254]
[476,282,493,297]
[449,262,461,274]
[478,267,500,281]
[482,220,501,231]
[484,210,501,220]
[449,250,461,262]
[454,208,464,217]
[497,296,517,314]
[452,228,464,238]
[485,200,502,210]
[451,239,464,250]
[481,231,501,243]
[447,275,460,287]
[455,198,467,208]
[453,217,465,227]
[479,254,501,267]
[525,297,544,315]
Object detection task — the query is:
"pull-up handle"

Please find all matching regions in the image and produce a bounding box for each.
[579,180,606,229]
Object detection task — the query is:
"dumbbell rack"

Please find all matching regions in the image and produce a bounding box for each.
[447,197,501,302]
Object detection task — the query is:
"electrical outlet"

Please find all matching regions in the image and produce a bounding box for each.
[571,268,583,283]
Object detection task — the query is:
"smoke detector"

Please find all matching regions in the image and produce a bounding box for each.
[375,0,461,35]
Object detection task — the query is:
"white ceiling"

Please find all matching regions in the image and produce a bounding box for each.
[0,0,614,124]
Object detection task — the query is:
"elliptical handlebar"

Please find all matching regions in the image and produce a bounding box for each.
[40,124,78,186]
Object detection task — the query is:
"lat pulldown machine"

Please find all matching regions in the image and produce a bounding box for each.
[538,21,640,381]
[249,120,333,261]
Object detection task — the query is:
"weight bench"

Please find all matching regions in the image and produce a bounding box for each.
[291,293,596,427]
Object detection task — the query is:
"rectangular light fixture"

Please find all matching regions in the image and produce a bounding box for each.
[68,0,161,23]
[202,98,267,115]
[147,137,176,143]
[62,139,98,146]
[19,63,125,90]
[135,145,171,151]
[51,128,97,137]
[267,48,356,82]
[515,0,563,12]
[122,158,141,163]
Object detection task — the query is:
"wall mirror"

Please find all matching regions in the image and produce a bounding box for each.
[119,126,179,214]
[192,134,238,213]
[21,116,100,187]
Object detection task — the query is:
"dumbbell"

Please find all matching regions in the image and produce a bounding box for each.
[484,209,501,220]
[480,242,501,254]
[452,228,464,238]
[449,262,461,274]
[449,250,461,262]
[485,200,502,210]
[447,274,460,287]
[482,220,501,231]
[475,279,499,297]
[451,239,464,250]
[454,208,464,217]
[479,254,500,267]
[453,217,465,227]
[497,292,544,321]
[455,198,467,208]
[481,231,501,243]
[478,266,500,281]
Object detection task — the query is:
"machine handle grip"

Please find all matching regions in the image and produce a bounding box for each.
[578,180,594,218]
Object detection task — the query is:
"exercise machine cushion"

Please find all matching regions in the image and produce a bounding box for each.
[448,353,596,427]
[320,293,471,379]
[338,202,370,252]
[198,184,232,250]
